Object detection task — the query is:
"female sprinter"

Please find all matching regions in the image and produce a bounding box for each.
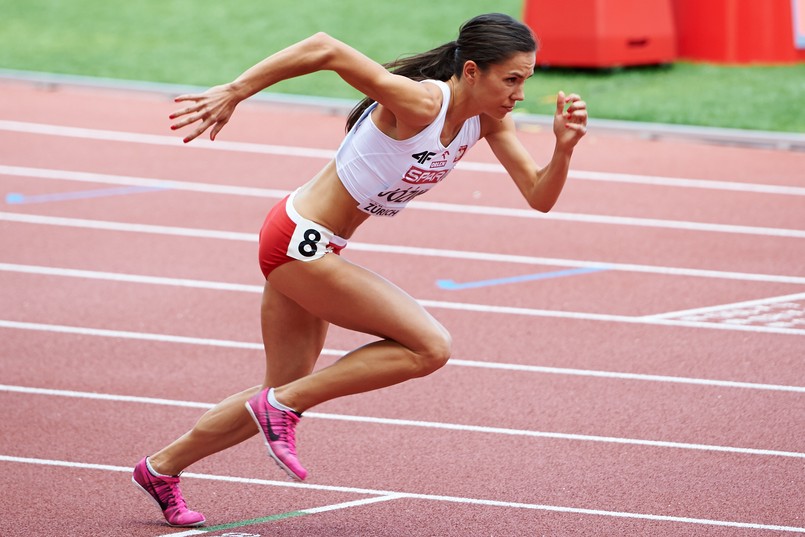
[132,12,587,527]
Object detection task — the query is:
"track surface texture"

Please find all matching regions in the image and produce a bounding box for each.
[1,80,804,537]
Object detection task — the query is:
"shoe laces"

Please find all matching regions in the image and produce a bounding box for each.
[156,478,188,511]
[276,410,298,452]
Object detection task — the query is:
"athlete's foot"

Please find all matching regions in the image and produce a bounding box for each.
[245,388,307,481]
[131,457,206,527]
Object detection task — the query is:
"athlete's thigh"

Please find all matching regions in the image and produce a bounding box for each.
[261,280,329,386]
[268,255,446,352]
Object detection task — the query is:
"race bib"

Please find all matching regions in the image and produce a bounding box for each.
[286,222,333,263]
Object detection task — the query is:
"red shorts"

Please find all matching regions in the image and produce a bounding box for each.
[258,189,347,279]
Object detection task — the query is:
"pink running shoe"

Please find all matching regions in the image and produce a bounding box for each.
[131,457,206,527]
[245,388,307,481]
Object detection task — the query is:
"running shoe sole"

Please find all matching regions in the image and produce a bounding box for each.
[131,476,206,528]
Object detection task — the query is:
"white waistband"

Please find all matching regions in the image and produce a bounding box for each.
[286,189,348,248]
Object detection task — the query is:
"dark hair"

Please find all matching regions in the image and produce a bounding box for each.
[345,13,537,131]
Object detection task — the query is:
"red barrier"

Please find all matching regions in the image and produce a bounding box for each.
[671,0,805,64]
[523,0,677,68]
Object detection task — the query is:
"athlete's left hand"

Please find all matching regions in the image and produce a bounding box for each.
[169,83,242,144]
[553,91,587,149]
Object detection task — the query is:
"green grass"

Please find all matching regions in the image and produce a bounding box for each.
[2,0,804,132]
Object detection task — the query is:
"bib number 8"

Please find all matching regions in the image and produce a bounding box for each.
[298,228,321,258]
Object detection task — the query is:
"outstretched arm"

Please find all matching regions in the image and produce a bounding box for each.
[484,91,587,212]
[170,33,442,143]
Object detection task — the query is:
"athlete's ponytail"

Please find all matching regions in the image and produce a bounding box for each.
[345,13,537,132]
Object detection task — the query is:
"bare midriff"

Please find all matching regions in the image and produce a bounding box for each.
[294,160,370,240]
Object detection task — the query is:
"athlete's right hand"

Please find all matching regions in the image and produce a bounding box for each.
[169,83,242,143]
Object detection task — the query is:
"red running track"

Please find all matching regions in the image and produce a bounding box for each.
[1,80,804,536]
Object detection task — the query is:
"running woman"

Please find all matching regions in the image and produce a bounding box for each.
[132,12,587,527]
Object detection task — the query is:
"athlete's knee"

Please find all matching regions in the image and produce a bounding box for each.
[411,328,452,376]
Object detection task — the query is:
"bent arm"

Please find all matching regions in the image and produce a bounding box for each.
[172,33,441,143]
[486,124,571,212]
[236,33,440,120]
[484,91,587,212]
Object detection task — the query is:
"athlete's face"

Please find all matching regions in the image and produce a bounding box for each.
[475,51,536,119]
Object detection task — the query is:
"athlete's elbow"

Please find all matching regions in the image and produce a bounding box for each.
[529,197,556,213]
[309,31,335,47]
[306,32,339,65]
[527,184,562,212]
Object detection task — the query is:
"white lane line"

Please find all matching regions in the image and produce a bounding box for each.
[2,214,804,286]
[0,120,336,158]
[307,411,805,459]
[350,243,805,285]
[2,120,804,196]
[412,199,805,238]
[2,455,804,533]
[0,164,289,198]
[156,530,204,536]
[156,495,404,537]
[567,169,805,196]
[2,165,804,238]
[301,494,403,514]
[0,262,263,293]
[2,384,803,459]
[419,299,805,335]
[2,262,804,336]
[0,211,256,241]
[3,319,804,393]
[645,292,805,320]
[0,319,264,351]
[445,359,805,394]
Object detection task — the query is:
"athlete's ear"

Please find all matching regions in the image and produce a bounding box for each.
[462,60,479,83]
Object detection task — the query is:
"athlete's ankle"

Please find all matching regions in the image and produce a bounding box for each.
[147,455,180,477]
[269,388,301,414]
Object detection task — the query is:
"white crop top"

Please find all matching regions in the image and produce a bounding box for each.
[335,80,481,217]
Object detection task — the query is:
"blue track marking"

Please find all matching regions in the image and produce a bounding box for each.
[437,266,607,290]
[5,186,165,205]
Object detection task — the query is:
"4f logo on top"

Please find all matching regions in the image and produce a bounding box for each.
[411,151,436,164]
